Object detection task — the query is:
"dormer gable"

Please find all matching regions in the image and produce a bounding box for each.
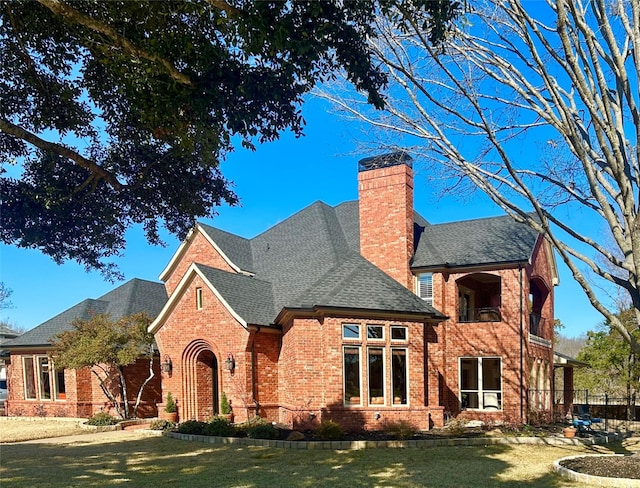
[160,223,253,296]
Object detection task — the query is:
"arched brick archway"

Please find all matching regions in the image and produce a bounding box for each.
[182,340,220,421]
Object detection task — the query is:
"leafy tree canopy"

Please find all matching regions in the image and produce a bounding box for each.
[52,312,155,418]
[0,0,460,278]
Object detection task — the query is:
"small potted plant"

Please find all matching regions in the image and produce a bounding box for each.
[164,392,178,423]
[563,425,577,438]
[220,392,233,423]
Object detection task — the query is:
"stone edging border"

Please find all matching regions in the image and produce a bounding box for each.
[166,431,624,450]
[79,418,153,432]
[553,454,640,487]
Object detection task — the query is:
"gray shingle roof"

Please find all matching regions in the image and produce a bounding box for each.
[411,214,539,269]
[192,202,539,326]
[198,223,254,273]
[291,254,443,317]
[196,264,275,325]
[4,279,167,348]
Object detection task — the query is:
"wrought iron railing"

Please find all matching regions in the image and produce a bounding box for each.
[458,307,502,323]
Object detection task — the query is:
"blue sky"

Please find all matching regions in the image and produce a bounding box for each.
[0,97,602,338]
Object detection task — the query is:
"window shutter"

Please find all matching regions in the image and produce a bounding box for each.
[418,273,433,305]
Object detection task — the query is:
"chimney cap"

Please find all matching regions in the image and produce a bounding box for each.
[358,152,413,172]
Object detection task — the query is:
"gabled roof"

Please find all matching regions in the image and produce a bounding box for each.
[159,201,540,327]
[411,214,539,269]
[4,279,167,348]
[290,254,443,318]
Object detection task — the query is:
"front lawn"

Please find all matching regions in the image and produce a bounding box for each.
[2,428,635,487]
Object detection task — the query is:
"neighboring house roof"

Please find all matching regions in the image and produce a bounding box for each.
[411,214,539,269]
[554,351,589,368]
[4,279,167,349]
[0,324,20,342]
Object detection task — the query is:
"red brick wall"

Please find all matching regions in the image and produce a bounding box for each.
[358,163,414,289]
[154,273,254,422]
[277,315,443,431]
[431,237,556,424]
[164,231,236,296]
[7,351,160,418]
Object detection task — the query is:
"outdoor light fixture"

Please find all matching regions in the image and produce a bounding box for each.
[225,353,235,373]
[161,355,173,374]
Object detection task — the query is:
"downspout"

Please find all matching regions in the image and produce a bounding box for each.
[251,327,260,416]
[519,265,524,423]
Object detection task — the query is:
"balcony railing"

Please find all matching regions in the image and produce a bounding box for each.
[458,307,502,323]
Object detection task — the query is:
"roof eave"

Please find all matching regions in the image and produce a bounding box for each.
[275,305,446,325]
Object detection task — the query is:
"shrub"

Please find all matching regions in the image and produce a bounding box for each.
[87,412,119,426]
[445,417,466,436]
[149,419,174,431]
[247,423,280,439]
[220,392,232,415]
[165,392,177,413]
[204,417,235,437]
[384,420,416,440]
[176,420,207,435]
[313,420,344,440]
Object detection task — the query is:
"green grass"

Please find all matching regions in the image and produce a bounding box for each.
[2,432,633,487]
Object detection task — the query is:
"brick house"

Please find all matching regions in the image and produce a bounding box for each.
[4,153,558,429]
[3,279,167,418]
[150,153,557,430]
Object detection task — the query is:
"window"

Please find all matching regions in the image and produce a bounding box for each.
[460,357,502,410]
[196,287,204,310]
[343,347,361,405]
[38,357,51,400]
[23,357,37,400]
[341,322,410,407]
[55,369,66,400]
[392,349,408,404]
[417,273,433,305]
[22,356,65,401]
[342,324,360,339]
[391,326,407,341]
[367,325,384,340]
[368,348,385,405]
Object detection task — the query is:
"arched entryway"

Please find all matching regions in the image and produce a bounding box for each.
[182,340,220,421]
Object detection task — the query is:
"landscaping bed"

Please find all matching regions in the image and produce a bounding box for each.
[560,453,640,479]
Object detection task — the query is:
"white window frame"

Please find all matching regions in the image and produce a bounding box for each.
[22,356,66,402]
[459,357,502,411]
[343,346,362,406]
[366,324,384,341]
[367,347,386,406]
[390,326,408,342]
[342,323,361,340]
[391,348,408,406]
[417,273,433,305]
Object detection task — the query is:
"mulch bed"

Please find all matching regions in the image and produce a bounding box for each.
[560,453,640,479]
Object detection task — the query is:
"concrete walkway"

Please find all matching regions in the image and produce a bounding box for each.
[9,428,162,445]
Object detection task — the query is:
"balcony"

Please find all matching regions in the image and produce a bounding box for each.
[458,306,502,323]
[529,312,545,336]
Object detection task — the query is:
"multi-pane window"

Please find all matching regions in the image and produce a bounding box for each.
[460,357,502,410]
[342,323,410,407]
[22,356,65,401]
[417,273,433,305]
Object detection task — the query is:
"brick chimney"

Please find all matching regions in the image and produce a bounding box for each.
[358,152,414,290]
